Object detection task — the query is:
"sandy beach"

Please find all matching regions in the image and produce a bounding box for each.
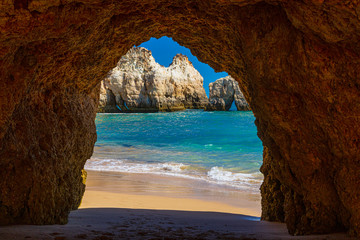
[81,170,261,217]
[0,170,354,239]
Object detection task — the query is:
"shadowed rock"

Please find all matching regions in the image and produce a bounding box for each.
[0,0,360,236]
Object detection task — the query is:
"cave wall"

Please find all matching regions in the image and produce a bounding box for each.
[0,0,360,236]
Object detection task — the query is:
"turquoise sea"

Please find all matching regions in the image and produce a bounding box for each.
[85,110,263,193]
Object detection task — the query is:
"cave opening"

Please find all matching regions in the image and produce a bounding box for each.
[82,37,263,216]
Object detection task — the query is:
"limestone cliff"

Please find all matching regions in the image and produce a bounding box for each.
[98,47,209,112]
[207,76,250,111]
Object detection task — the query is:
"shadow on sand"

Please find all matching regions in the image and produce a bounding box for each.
[0,208,352,240]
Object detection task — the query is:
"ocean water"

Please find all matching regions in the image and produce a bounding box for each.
[85,110,264,193]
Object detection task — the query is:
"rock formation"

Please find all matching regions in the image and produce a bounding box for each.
[207,76,250,111]
[1,0,360,237]
[98,47,209,112]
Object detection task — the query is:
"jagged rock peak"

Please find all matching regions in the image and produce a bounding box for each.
[170,53,192,66]
[98,47,209,112]
[115,47,156,71]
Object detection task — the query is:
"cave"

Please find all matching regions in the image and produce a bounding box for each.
[0,0,360,237]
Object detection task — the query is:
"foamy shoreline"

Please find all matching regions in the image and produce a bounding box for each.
[85,158,263,192]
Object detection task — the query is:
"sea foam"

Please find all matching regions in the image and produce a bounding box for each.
[85,158,262,192]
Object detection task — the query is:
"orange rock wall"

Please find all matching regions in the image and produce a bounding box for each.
[0,0,359,236]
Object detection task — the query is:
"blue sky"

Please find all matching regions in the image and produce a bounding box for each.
[138,37,228,97]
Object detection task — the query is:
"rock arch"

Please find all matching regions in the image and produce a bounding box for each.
[0,0,359,236]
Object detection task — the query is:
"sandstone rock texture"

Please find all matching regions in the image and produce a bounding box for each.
[207,76,250,111]
[0,0,360,237]
[98,47,209,112]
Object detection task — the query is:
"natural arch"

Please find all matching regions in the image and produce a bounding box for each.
[0,0,360,236]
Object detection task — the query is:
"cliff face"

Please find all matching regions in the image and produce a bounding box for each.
[207,76,250,111]
[98,47,209,112]
[0,0,360,236]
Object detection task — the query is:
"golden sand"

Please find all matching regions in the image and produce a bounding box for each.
[81,190,260,216]
[81,170,261,217]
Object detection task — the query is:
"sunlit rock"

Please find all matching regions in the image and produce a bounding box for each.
[207,76,250,111]
[98,47,209,112]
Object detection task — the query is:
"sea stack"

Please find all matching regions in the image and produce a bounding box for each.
[98,47,209,112]
[206,76,250,111]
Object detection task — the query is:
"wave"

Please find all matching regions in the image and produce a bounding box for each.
[207,167,262,188]
[85,158,263,193]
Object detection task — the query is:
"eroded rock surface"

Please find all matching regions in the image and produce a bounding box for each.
[98,47,208,112]
[0,0,360,237]
[207,76,250,111]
